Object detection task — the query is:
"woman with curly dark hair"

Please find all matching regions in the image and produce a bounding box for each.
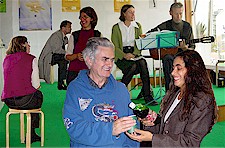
[126,50,217,147]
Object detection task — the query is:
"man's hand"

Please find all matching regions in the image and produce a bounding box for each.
[178,39,189,51]
[112,116,136,136]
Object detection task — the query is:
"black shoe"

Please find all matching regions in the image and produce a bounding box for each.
[58,84,67,90]
[25,134,41,144]
[31,134,41,143]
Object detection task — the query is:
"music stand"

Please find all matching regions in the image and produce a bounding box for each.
[135,31,180,99]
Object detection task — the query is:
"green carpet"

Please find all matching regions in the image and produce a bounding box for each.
[0,82,224,147]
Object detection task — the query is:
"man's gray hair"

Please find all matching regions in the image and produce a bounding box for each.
[170,2,183,11]
[82,37,115,67]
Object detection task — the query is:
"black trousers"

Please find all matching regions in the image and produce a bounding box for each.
[4,90,43,129]
[66,71,79,86]
[116,58,152,98]
[162,54,174,92]
[51,53,68,86]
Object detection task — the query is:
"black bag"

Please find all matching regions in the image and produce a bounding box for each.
[123,46,134,53]
[51,53,66,65]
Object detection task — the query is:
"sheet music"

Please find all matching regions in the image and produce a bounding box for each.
[135,30,179,50]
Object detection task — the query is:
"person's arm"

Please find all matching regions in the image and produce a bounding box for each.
[111,24,125,61]
[65,35,84,61]
[146,22,167,34]
[65,35,77,61]
[50,31,65,54]
[152,98,215,147]
[186,26,195,50]
[133,22,143,57]
[31,58,40,89]
[63,84,116,146]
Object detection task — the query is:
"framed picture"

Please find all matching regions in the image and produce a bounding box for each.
[62,0,80,12]
[114,0,131,12]
[19,0,52,31]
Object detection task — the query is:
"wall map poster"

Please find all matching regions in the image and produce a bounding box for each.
[19,0,52,31]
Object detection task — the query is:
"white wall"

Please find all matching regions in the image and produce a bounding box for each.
[10,0,174,56]
[1,0,179,82]
[0,42,6,111]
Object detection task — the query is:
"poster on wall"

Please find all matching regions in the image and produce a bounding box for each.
[62,0,80,12]
[19,0,52,31]
[114,0,131,12]
[0,0,6,13]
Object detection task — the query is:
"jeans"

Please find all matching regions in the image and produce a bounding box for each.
[4,90,43,129]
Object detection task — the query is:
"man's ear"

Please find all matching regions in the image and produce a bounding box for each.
[86,56,93,67]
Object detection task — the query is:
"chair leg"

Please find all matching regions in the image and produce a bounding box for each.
[26,113,31,148]
[40,111,44,146]
[20,113,25,143]
[6,112,10,148]
[128,82,132,99]
[154,69,157,88]
[50,66,54,84]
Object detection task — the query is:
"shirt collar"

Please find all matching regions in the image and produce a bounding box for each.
[118,21,139,28]
[61,31,66,38]
[87,71,108,89]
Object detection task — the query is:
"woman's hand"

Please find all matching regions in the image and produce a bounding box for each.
[141,118,155,126]
[139,34,146,38]
[140,109,157,126]
[126,129,153,142]
[124,53,135,60]
[77,53,84,61]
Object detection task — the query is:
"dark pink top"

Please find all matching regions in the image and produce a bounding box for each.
[68,29,94,72]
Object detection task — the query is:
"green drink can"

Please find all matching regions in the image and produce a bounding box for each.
[127,115,137,134]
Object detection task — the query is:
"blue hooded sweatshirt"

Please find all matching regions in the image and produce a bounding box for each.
[63,70,139,147]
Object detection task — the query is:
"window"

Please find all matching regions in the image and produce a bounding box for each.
[193,0,225,65]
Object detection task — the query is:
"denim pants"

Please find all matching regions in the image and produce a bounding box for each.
[4,90,43,129]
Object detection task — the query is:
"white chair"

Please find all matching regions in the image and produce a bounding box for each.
[6,108,44,148]
[152,59,164,88]
[50,65,54,84]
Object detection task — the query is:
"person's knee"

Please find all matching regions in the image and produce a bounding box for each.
[138,58,148,65]
[128,63,137,73]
